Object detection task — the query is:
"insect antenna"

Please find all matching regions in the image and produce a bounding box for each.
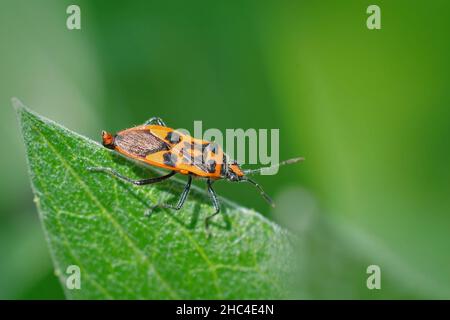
[241,177,275,208]
[242,157,304,176]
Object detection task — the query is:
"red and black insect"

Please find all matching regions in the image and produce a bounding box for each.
[88,117,303,228]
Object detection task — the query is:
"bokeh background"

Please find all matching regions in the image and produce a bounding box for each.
[1,0,449,299]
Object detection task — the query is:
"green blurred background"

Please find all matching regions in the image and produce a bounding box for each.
[1,0,449,299]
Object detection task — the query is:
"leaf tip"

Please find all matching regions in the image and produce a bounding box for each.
[11,98,31,125]
[12,98,36,128]
[11,97,25,112]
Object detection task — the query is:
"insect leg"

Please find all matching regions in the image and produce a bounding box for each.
[143,117,166,127]
[87,167,176,185]
[149,175,192,214]
[205,179,220,230]
[241,177,275,207]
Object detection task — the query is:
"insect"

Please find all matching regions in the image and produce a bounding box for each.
[88,117,303,229]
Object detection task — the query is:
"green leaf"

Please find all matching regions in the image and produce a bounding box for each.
[13,98,295,299]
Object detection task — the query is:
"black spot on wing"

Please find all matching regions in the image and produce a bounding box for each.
[200,142,211,152]
[204,142,219,155]
[177,147,213,173]
[212,144,219,154]
[183,141,211,152]
[165,131,182,144]
[163,152,178,167]
[192,154,216,173]
[220,154,228,175]
[206,159,216,173]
